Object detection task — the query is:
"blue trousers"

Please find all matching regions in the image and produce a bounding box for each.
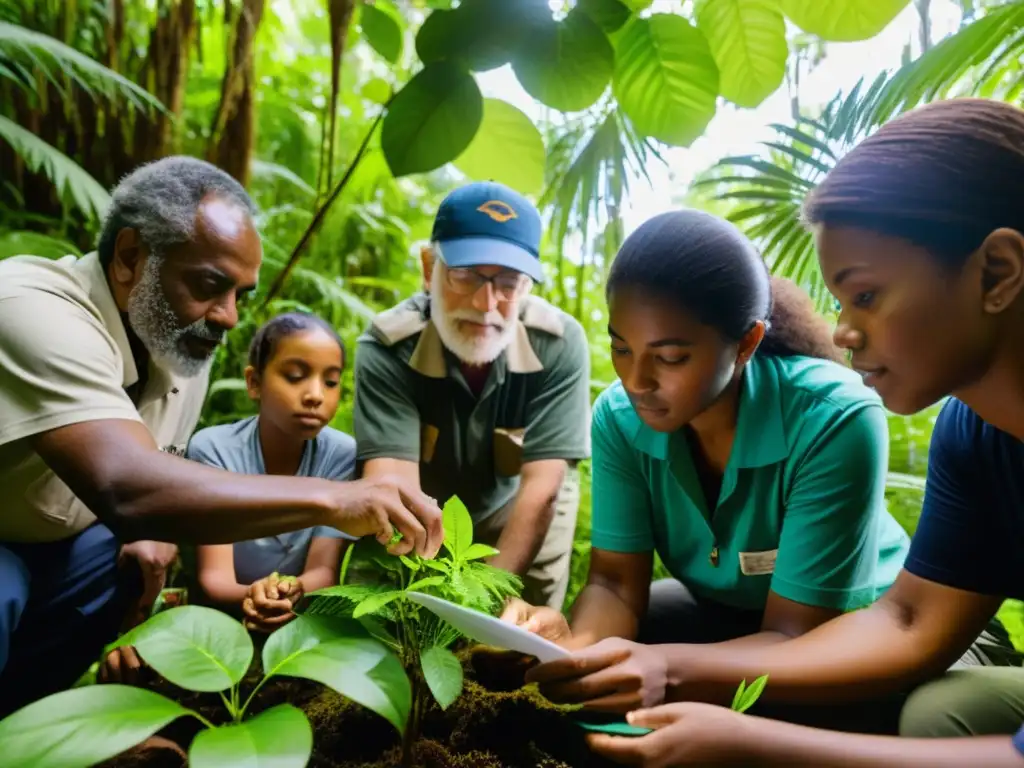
[0,524,139,718]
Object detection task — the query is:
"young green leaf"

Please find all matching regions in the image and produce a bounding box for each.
[462,543,500,561]
[0,685,192,768]
[442,495,474,559]
[189,704,311,768]
[106,605,253,692]
[420,646,464,710]
[421,558,451,574]
[406,576,446,592]
[399,555,421,571]
[730,678,747,711]
[734,674,769,714]
[353,590,405,618]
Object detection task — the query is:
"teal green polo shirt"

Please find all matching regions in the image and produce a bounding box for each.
[591,352,910,612]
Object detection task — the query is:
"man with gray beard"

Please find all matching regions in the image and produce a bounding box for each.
[353,181,591,610]
[0,156,441,716]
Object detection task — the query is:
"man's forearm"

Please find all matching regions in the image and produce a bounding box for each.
[490,485,558,576]
[662,603,939,706]
[740,716,1023,768]
[567,582,641,648]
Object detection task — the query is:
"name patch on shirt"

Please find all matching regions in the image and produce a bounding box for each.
[739,549,777,576]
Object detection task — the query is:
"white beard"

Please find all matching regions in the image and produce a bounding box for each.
[429,265,518,366]
[127,256,222,378]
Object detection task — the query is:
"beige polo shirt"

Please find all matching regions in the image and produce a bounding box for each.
[0,252,208,543]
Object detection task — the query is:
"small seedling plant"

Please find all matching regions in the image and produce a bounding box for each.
[300,495,522,764]
[0,606,411,768]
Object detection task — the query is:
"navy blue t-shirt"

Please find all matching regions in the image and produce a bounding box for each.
[904,397,1024,755]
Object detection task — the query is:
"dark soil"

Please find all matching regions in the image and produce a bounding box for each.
[99,646,618,768]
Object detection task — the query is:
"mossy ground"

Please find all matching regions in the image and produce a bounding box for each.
[100,646,616,768]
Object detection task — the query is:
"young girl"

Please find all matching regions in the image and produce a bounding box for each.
[189,312,356,631]
[583,99,1024,767]
[504,209,912,730]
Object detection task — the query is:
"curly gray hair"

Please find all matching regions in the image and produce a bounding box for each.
[97,156,258,268]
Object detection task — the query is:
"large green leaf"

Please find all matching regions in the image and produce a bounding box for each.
[696,0,787,108]
[613,15,719,146]
[381,61,483,177]
[0,685,191,768]
[512,9,614,112]
[0,115,109,219]
[0,22,162,110]
[189,704,312,768]
[442,496,474,559]
[453,98,546,195]
[415,0,551,73]
[578,0,632,32]
[360,0,404,64]
[420,646,463,710]
[263,615,386,678]
[780,0,910,42]
[107,605,252,692]
[263,616,409,732]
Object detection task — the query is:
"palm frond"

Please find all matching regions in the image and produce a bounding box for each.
[0,115,109,219]
[0,229,81,260]
[868,1,1024,124]
[0,21,164,112]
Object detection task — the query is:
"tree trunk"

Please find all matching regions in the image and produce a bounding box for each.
[207,0,265,186]
[133,0,198,167]
[322,0,359,194]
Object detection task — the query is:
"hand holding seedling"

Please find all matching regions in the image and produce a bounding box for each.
[526,637,669,713]
[331,474,444,558]
[500,597,574,647]
[242,572,302,633]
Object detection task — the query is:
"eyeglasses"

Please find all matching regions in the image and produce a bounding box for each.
[444,267,526,301]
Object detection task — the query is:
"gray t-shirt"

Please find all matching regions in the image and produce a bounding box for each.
[186,416,357,585]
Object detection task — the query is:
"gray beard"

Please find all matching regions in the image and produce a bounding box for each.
[429,265,518,366]
[126,256,222,378]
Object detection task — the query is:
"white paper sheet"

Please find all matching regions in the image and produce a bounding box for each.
[405,591,571,663]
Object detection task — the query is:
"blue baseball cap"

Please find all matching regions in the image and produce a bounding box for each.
[431,181,544,283]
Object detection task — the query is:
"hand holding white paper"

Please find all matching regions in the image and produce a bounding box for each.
[405,591,571,663]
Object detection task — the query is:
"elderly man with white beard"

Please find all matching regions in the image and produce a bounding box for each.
[0,156,442,716]
[353,181,592,609]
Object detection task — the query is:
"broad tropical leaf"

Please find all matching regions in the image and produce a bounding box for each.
[0,686,192,768]
[189,704,312,768]
[513,8,614,113]
[262,616,409,732]
[696,0,787,108]
[0,116,109,219]
[0,230,81,260]
[780,0,910,42]
[453,98,546,194]
[381,61,483,177]
[263,615,386,679]
[613,15,719,146]
[578,0,632,32]
[0,22,162,110]
[360,0,404,64]
[107,606,253,692]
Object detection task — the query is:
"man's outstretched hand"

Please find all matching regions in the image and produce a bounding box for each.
[330,475,443,558]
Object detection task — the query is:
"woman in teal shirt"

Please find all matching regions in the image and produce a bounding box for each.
[504,210,909,726]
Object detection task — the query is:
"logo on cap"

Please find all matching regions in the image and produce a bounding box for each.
[476,200,518,223]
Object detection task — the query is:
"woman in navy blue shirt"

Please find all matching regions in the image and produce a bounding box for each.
[587,98,1024,768]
